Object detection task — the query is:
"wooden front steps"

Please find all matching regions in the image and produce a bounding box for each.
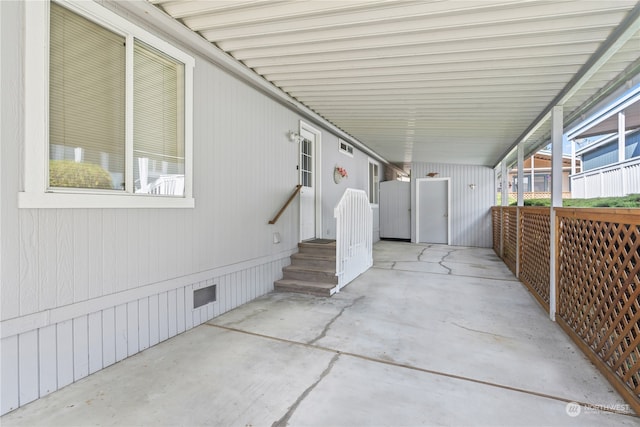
[274,239,337,297]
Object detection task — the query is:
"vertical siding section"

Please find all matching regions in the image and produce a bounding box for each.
[86,210,103,299]
[101,308,116,368]
[72,316,89,381]
[57,210,74,306]
[73,210,89,303]
[87,312,102,374]
[411,162,494,247]
[138,297,150,351]
[38,325,57,396]
[38,211,58,311]
[19,210,39,315]
[1,253,287,416]
[56,320,74,389]
[18,330,39,406]
[1,336,20,414]
[4,4,311,415]
[1,0,23,322]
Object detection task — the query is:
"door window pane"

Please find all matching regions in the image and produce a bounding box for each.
[301,137,312,187]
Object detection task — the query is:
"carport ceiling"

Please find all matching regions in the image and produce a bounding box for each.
[150,0,640,168]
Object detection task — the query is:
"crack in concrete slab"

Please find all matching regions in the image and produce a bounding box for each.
[451,322,512,341]
[390,261,396,269]
[307,296,365,345]
[215,308,268,327]
[207,324,637,418]
[417,247,428,261]
[439,249,455,275]
[271,353,340,427]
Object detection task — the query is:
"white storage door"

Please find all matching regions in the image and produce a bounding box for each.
[379,181,411,239]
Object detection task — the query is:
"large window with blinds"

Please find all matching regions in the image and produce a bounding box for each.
[48,2,189,197]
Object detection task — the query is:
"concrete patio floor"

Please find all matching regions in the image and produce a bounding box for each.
[2,241,638,426]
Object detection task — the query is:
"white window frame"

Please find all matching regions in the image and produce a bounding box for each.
[20,0,194,209]
[338,139,354,157]
[368,158,380,206]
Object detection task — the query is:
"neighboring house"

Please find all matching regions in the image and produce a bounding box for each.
[577,129,640,171]
[0,0,494,415]
[569,90,640,198]
[505,152,580,198]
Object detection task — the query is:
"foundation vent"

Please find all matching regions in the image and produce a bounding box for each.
[193,284,217,308]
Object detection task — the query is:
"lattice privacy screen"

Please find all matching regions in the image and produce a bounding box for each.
[558,214,640,400]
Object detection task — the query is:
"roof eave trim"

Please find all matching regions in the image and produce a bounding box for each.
[493,2,640,169]
[109,0,405,176]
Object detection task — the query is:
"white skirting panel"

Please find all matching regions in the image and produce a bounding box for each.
[0,256,287,416]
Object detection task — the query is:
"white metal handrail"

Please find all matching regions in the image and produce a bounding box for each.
[570,157,640,198]
[334,188,373,291]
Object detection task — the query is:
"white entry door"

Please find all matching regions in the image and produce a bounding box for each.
[416,178,450,244]
[299,127,316,241]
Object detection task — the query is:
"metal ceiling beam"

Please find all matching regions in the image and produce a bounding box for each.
[494,1,640,168]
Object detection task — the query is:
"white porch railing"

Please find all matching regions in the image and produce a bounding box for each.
[148,174,185,196]
[571,157,640,198]
[334,188,373,291]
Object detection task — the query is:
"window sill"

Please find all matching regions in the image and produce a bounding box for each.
[18,192,195,209]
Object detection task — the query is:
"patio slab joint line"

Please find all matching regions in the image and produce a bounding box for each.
[205,323,639,418]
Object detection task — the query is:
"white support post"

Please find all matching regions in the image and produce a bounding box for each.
[499,162,507,259]
[619,111,627,195]
[570,139,576,176]
[530,155,535,195]
[549,105,563,322]
[570,138,576,197]
[618,111,626,163]
[494,167,499,206]
[516,145,524,278]
[501,161,508,207]
[517,144,524,207]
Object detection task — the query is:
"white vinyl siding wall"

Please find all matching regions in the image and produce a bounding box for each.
[1,0,307,414]
[411,162,495,248]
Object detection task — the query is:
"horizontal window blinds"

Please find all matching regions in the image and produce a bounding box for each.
[133,40,184,177]
[49,2,125,189]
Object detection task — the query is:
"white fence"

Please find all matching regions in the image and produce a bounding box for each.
[571,157,640,198]
[334,189,373,290]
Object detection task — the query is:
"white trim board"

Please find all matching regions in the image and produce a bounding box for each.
[0,249,294,339]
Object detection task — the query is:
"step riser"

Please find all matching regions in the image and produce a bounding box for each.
[274,281,333,297]
[283,269,338,284]
[297,249,336,258]
[275,241,337,297]
[290,257,335,270]
[298,244,336,257]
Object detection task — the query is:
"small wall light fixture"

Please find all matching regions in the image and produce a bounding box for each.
[288,130,302,143]
[469,184,476,190]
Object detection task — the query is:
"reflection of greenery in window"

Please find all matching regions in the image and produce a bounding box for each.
[49,160,113,189]
[49,2,125,190]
